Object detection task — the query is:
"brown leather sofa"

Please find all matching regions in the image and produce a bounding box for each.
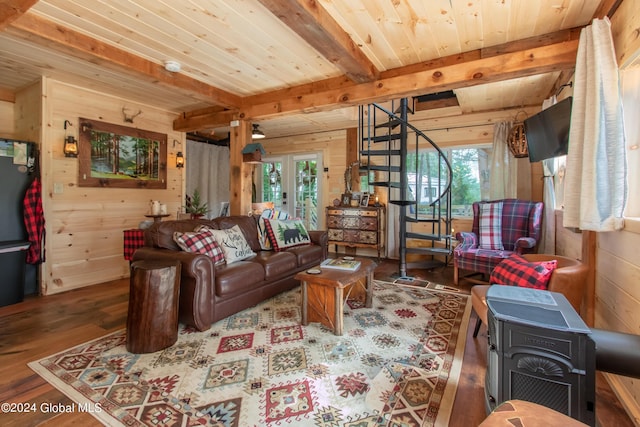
[132,215,328,331]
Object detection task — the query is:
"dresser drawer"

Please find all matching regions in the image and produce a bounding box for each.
[328,229,344,241]
[328,208,378,217]
[359,217,377,230]
[327,215,342,228]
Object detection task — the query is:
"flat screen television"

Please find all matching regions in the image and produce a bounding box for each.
[524,96,573,162]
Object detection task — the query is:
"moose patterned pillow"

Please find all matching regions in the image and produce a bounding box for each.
[207,225,256,264]
[264,218,311,252]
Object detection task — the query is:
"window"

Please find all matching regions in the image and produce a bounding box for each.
[407,147,490,217]
[621,67,640,217]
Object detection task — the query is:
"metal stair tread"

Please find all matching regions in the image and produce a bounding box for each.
[406,247,452,255]
[369,181,401,188]
[360,149,402,156]
[405,232,450,241]
[389,200,416,206]
[405,217,440,223]
[365,134,402,143]
[374,118,403,129]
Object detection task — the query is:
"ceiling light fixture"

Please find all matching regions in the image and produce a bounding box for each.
[164,60,181,73]
[252,124,265,139]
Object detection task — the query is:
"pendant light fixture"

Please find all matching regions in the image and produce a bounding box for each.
[251,124,265,139]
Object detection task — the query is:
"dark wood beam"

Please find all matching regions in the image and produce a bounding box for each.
[257,0,379,83]
[593,0,623,18]
[7,13,243,109]
[0,0,37,31]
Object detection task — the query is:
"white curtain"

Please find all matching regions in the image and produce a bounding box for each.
[538,96,558,254]
[186,140,230,219]
[489,121,517,200]
[563,18,627,231]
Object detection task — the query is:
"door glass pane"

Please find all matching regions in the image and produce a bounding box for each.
[261,162,282,209]
[294,160,318,229]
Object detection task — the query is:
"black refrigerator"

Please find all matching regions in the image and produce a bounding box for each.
[0,139,38,306]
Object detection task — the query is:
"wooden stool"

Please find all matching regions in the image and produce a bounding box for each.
[126,260,181,353]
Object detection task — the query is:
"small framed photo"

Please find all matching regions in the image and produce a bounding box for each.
[341,194,351,206]
[219,201,230,217]
[360,194,370,207]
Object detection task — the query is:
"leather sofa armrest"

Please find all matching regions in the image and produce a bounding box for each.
[132,247,216,331]
[133,247,215,279]
[309,230,328,260]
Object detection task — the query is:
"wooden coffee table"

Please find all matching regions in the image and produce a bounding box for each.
[295,258,376,335]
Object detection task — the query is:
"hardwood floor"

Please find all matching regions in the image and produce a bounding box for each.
[0,259,634,426]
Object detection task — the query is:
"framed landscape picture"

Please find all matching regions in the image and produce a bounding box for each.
[78,118,167,189]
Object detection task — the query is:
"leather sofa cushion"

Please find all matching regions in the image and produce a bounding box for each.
[215,261,265,298]
[252,251,297,280]
[286,244,324,267]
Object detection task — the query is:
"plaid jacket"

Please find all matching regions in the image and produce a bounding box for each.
[23,177,45,264]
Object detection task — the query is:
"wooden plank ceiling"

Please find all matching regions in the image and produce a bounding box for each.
[0,0,612,139]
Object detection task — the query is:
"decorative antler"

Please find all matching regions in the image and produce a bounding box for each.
[122,108,143,123]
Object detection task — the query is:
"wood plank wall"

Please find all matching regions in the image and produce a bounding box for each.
[0,100,15,139]
[14,78,184,296]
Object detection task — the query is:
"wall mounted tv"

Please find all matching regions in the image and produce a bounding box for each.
[524,96,573,162]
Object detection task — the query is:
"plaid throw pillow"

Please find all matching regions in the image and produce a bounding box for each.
[264,218,311,252]
[478,201,504,250]
[490,254,558,290]
[257,209,291,250]
[173,229,225,264]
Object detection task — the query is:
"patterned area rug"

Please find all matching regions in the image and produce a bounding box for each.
[29,280,470,426]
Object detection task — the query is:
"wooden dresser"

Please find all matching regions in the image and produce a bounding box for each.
[326,205,384,259]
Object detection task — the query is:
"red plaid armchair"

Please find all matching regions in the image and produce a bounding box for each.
[453,199,543,285]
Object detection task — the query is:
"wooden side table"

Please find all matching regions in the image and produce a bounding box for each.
[295,258,376,335]
[126,260,181,353]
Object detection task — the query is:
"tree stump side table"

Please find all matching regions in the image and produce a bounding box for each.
[126,260,181,353]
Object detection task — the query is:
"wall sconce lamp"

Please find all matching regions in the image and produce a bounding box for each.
[64,136,78,157]
[63,120,78,158]
[242,143,266,164]
[251,124,265,139]
[176,151,185,168]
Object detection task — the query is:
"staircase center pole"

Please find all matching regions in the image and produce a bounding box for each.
[398,98,408,278]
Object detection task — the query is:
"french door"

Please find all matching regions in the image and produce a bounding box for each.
[258,153,322,230]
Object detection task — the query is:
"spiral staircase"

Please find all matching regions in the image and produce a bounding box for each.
[359,98,453,277]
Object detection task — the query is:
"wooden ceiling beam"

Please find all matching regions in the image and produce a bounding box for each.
[0,0,37,31]
[257,0,379,84]
[6,12,243,109]
[174,108,238,133]
[241,39,579,119]
[0,86,16,102]
[593,0,623,18]
[175,36,579,131]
